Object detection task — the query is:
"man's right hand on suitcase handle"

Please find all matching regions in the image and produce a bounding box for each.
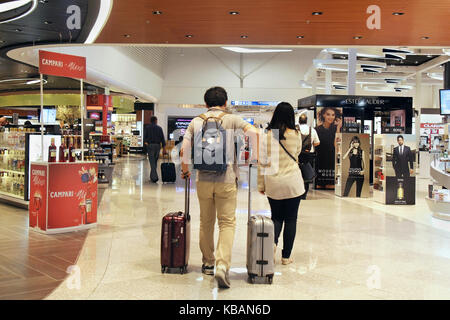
[182,171,191,179]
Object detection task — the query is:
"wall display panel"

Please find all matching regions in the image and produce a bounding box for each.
[314,106,343,188]
[335,133,370,198]
[373,134,416,205]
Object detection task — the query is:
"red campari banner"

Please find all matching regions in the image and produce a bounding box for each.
[39,50,86,79]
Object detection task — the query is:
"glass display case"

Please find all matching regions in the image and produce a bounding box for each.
[0,130,27,204]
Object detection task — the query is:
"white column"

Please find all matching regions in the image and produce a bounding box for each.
[325,69,332,94]
[347,48,357,95]
[312,69,317,95]
[40,74,44,161]
[415,72,422,109]
[81,79,84,161]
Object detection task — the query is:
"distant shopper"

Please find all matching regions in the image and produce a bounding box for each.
[298,114,320,199]
[181,86,258,289]
[24,120,32,128]
[342,136,365,197]
[258,102,305,265]
[0,117,8,131]
[144,116,167,183]
[392,135,414,178]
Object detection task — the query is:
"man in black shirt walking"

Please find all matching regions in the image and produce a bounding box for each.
[144,116,167,183]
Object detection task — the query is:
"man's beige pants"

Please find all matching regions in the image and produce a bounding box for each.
[196,180,237,271]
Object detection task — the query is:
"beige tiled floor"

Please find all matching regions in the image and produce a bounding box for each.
[7,154,450,300]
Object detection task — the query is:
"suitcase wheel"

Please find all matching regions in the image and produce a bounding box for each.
[248,275,256,284]
[161,266,167,274]
[267,275,273,284]
[180,266,187,274]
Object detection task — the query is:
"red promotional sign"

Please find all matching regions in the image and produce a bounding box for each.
[29,162,98,233]
[39,50,86,79]
[29,165,48,230]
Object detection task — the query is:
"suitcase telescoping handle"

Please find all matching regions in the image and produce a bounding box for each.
[248,163,252,222]
[185,174,190,219]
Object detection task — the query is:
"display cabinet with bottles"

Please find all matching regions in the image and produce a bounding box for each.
[0,130,27,206]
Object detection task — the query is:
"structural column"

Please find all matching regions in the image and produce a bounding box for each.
[347,48,357,95]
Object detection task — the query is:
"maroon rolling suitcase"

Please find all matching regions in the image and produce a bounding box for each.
[160,177,191,274]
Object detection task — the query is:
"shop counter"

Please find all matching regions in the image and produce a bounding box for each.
[29,161,98,234]
[427,159,450,221]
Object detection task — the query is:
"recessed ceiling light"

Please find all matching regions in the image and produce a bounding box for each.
[422,36,430,40]
[312,12,323,15]
[123,34,130,38]
[152,11,162,15]
[229,11,239,15]
[296,35,304,39]
[39,0,48,3]
[44,21,52,24]
[240,35,248,39]
[15,29,22,32]
[353,36,363,39]
[185,34,193,38]
[393,12,404,15]
[427,54,432,58]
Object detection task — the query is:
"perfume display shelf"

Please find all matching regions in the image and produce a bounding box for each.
[427,158,450,221]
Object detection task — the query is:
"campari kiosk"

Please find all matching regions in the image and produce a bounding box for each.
[29,50,98,234]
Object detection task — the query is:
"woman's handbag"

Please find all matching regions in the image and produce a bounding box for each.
[299,162,315,182]
[278,140,316,182]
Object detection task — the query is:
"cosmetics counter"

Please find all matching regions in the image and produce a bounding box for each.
[427,155,450,221]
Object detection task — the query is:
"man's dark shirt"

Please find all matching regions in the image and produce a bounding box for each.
[144,123,166,147]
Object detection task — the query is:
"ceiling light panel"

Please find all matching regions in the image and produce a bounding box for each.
[222,47,292,53]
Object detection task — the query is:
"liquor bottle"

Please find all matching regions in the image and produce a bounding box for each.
[59,140,66,162]
[69,138,76,163]
[48,138,57,162]
[397,182,404,200]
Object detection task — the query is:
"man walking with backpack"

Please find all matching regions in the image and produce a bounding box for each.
[298,113,320,199]
[180,87,258,289]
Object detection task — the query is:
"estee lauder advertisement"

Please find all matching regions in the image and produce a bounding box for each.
[314,106,343,189]
[336,133,370,198]
[384,134,416,205]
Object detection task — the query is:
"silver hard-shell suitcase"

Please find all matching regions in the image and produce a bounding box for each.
[246,164,275,284]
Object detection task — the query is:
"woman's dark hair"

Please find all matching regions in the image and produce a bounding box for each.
[349,135,363,157]
[267,102,297,140]
[150,116,157,124]
[318,107,342,124]
[349,135,361,148]
[204,86,228,108]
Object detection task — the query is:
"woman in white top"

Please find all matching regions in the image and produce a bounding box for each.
[257,102,305,265]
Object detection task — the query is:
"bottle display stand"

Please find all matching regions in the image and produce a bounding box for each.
[29,161,98,234]
[335,133,371,198]
[373,134,417,205]
[0,130,27,208]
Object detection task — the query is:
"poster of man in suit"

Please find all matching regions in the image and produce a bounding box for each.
[384,134,416,205]
[392,135,415,178]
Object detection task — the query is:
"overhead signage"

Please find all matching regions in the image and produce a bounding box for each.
[231,101,280,107]
[39,50,86,80]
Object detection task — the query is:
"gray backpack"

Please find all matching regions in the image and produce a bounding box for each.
[192,112,227,172]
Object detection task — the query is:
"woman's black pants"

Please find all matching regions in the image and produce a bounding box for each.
[343,175,364,197]
[267,196,301,259]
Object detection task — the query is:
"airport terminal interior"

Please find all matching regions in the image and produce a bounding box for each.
[0,0,450,300]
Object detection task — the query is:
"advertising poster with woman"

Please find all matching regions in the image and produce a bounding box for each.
[314,107,342,189]
[338,134,370,198]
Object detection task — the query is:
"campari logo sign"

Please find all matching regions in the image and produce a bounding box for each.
[39,50,86,80]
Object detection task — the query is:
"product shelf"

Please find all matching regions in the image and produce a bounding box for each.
[0,169,25,175]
